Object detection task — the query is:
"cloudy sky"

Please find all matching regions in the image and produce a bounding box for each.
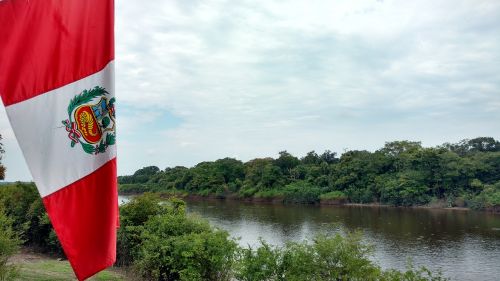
[1,0,500,181]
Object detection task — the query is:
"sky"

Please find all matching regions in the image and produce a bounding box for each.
[1,0,500,181]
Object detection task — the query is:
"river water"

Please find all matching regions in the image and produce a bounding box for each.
[118,196,500,280]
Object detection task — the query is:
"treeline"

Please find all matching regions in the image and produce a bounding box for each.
[119,137,500,209]
[0,184,446,280]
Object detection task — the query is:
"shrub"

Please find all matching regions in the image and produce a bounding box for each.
[379,174,430,206]
[320,191,347,200]
[254,189,284,199]
[282,181,321,204]
[235,233,446,281]
[382,261,448,281]
[234,240,282,281]
[0,182,63,255]
[0,182,38,232]
[137,217,236,281]
[238,187,257,198]
[0,207,20,280]
[235,232,381,281]
[467,181,500,209]
[117,193,167,266]
[117,193,238,281]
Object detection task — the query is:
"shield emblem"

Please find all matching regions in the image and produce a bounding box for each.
[63,86,116,154]
[74,99,105,144]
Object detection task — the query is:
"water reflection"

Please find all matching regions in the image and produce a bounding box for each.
[185,200,500,281]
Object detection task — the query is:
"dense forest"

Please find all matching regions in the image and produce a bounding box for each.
[119,137,500,210]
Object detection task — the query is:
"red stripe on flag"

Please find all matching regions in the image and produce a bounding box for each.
[0,0,114,106]
[43,158,118,281]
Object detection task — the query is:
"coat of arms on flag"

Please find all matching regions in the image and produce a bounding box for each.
[62,86,116,155]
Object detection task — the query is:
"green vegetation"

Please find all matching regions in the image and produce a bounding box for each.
[14,259,125,281]
[118,193,237,280]
[113,193,448,281]
[0,183,63,256]
[0,207,20,280]
[0,134,5,180]
[0,189,447,280]
[320,191,347,200]
[120,137,500,210]
[235,234,446,281]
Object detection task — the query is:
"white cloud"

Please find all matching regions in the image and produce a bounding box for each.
[2,0,500,179]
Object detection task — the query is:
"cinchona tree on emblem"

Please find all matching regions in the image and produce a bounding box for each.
[62,86,116,154]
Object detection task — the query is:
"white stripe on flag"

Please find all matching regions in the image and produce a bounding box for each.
[6,62,116,197]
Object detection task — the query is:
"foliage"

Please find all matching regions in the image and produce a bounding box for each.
[119,136,500,209]
[282,181,321,204]
[319,191,347,200]
[254,189,284,199]
[0,207,20,280]
[382,261,448,281]
[466,180,500,209]
[0,188,448,281]
[235,232,446,281]
[66,86,108,117]
[0,134,4,180]
[0,182,63,255]
[234,240,282,281]
[117,194,237,281]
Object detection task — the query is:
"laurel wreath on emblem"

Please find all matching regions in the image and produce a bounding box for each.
[61,86,116,155]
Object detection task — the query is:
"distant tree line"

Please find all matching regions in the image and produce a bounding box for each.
[119,137,500,209]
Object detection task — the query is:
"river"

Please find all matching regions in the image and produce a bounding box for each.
[118,196,500,281]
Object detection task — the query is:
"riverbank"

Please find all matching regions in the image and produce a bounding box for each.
[118,191,500,214]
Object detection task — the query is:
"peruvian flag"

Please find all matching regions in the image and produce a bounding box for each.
[0,0,118,280]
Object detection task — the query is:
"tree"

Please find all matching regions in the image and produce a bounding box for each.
[275,151,300,177]
[320,150,338,164]
[379,141,422,157]
[442,137,500,156]
[0,134,4,180]
[133,166,160,176]
[215,158,245,184]
[301,151,320,165]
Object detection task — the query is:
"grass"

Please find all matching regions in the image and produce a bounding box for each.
[11,254,127,281]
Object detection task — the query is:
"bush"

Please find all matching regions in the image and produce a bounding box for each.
[382,261,448,281]
[378,174,431,206]
[117,193,168,266]
[0,207,20,280]
[117,193,238,281]
[137,217,236,281]
[235,233,378,281]
[320,191,347,200]
[345,187,375,204]
[238,187,257,198]
[467,181,500,210]
[0,182,63,255]
[282,181,321,204]
[234,240,282,281]
[235,232,446,281]
[0,182,39,232]
[254,189,284,199]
